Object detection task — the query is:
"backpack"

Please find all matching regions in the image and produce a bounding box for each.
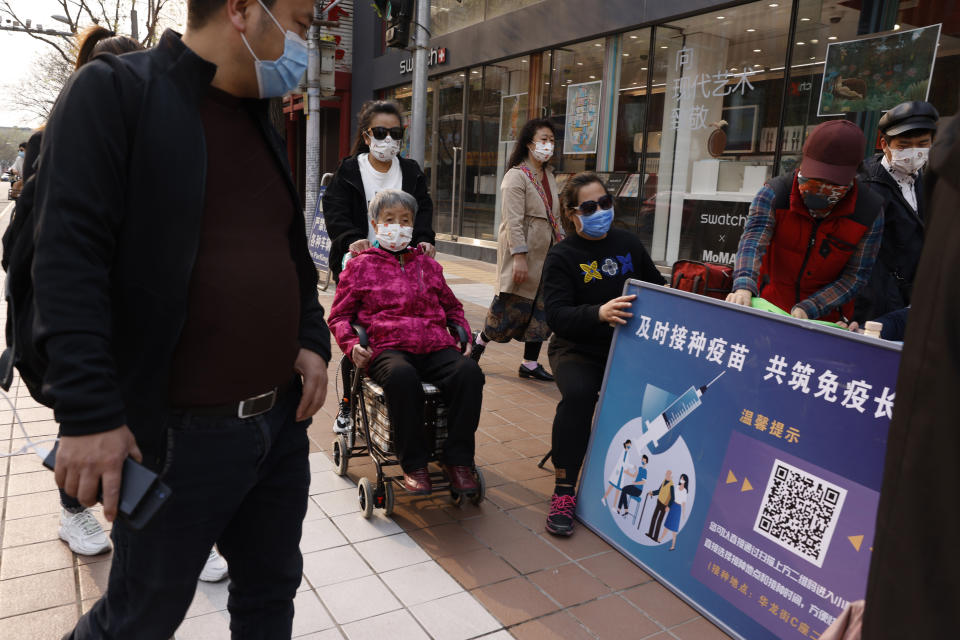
[670,260,733,300]
[0,56,142,406]
[1,161,49,404]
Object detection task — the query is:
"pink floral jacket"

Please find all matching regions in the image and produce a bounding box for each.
[328,247,471,363]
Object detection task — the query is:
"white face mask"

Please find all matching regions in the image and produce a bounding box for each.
[531,141,554,163]
[888,147,930,175]
[369,136,401,163]
[375,223,413,252]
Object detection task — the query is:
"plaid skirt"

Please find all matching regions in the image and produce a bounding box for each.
[482,289,551,343]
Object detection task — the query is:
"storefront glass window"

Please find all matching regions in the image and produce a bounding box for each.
[548,38,606,179]
[780,0,960,175]
[382,84,435,185]
[649,2,791,264]
[463,57,530,241]
[538,50,552,118]
[611,29,654,242]
[434,73,466,236]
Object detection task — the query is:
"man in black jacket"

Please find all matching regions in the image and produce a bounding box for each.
[34,1,328,638]
[855,101,938,322]
[862,97,959,640]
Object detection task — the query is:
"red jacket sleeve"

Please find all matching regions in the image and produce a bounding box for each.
[432,259,471,338]
[328,258,363,357]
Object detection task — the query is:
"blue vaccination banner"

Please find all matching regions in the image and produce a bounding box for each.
[577,281,901,640]
[308,191,331,272]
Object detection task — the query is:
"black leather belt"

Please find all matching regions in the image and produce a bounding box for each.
[183,379,298,419]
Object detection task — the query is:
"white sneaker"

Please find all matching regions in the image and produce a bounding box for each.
[332,399,352,435]
[199,547,229,582]
[59,508,111,556]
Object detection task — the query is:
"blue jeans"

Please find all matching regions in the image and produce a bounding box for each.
[67,382,311,640]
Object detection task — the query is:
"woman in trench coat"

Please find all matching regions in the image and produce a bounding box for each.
[470,118,565,381]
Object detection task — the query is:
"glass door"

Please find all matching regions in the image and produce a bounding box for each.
[463,58,530,243]
[434,73,466,237]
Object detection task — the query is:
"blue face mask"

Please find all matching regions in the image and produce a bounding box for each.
[18,151,24,158]
[577,208,614,238]
[241,0,309,99]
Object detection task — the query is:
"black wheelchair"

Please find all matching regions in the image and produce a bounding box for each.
[331,323,486,518]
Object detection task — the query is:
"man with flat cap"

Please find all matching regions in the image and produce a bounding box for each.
[854,101,939,323]
[726,120,884,323]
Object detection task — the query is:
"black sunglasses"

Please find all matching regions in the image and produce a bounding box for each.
[577,194,614,215]
[368,126,404,141]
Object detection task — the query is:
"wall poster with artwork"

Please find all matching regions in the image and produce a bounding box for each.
[499,93,529,143]
[564,80,602,155]
[817,24,941,116]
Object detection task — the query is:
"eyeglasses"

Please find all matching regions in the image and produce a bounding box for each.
[577,194,614,215]
[368,126,404,141]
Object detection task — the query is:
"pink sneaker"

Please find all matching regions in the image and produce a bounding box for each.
[545,493,577,537]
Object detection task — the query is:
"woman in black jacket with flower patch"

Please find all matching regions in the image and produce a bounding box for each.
[541,172,664,537]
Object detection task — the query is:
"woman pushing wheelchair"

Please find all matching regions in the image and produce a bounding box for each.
[328,189,484,496]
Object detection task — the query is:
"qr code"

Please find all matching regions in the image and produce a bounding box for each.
[752,459,847,568]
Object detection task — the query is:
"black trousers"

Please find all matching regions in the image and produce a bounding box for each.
[368,348,484,472]
[60,488,83,513]
[67,383,310,640]
[648,500,668,540]
[618,484,644,512]
[548,341,607,483]
[340,356,355,402]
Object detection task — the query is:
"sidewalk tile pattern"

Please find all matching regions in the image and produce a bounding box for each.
[0,252,731,640]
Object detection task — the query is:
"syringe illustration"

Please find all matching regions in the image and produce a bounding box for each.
[636,371,726,453]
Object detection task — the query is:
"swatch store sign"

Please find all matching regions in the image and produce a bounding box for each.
[400,47,449,74]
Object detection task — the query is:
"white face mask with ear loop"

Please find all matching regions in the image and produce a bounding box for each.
[531,141,554,163]
[888,146,930,175]
[375,223,414,251]
[368,135,401,163]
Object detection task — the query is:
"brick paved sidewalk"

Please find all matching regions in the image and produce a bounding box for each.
[309,254,733,640]
[0,251,734,639]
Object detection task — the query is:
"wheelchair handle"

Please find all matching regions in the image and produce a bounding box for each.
[351,323,369,349]
[447,323,469,353]
[352,322,467,351]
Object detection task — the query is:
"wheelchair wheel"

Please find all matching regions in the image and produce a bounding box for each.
[358,477,374,519]
[332,436,349,477]
[384,482,395,516]
[471,469,486,506]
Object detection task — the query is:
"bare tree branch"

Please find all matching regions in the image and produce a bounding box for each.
[0,1,75,64]
[0,1,185,62]
[4,49,74,124]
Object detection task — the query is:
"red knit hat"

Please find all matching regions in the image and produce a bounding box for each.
[799,120,866,185]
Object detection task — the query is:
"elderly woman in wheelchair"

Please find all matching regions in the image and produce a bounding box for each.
[328,189,485,498]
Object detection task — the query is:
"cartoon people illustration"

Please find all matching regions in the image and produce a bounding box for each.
[616,454,648,516]
[602,440,634,509]
[660,473,689,551]
[646,470,674,543]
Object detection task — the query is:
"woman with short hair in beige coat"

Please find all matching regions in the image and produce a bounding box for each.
[470,119,565,381]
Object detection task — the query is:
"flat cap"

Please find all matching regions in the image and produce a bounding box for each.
[878,101,939,137]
